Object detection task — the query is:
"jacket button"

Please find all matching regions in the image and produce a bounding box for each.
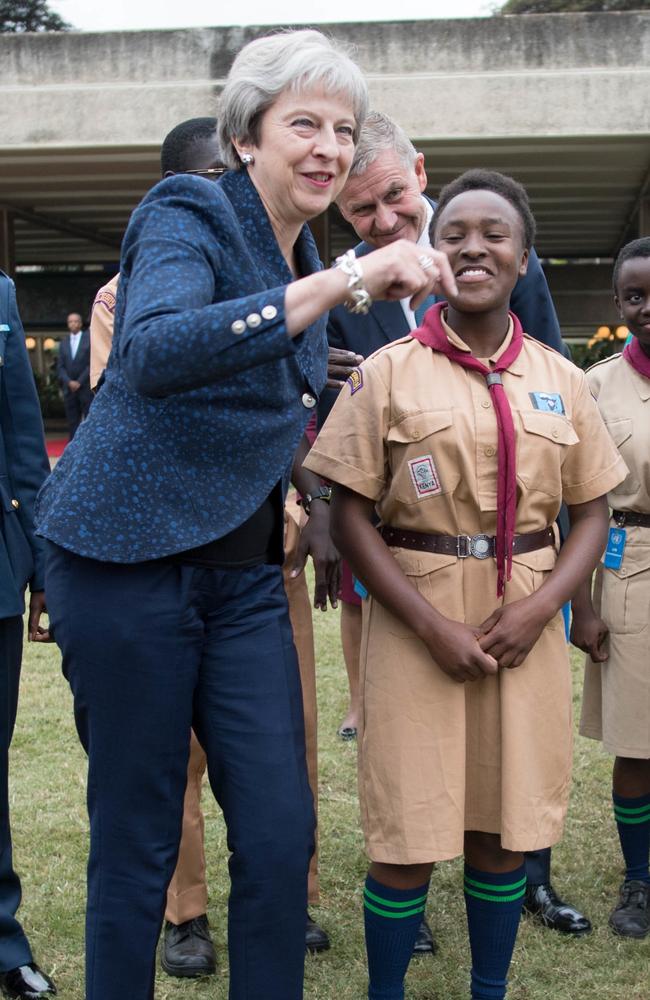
[261,305,278,320]
[0,355,3,365]
[246,313,262,328]
[11,498,19,509]
[302,393,316,409]
[231,320,246,335]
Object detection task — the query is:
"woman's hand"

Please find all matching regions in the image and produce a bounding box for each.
[477,595,552,669]
[570,609,609,662]
[361,240,458,311]
[421,618,499,684]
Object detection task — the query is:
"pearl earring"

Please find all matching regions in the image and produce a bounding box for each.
[241,153,255,166]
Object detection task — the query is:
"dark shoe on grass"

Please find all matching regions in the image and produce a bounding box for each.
[523,882,592,936]
[161,914,217,978]
[412,916,437,955]
[306,913,330,953]
[0,963,57,998]
[608,880,650,939]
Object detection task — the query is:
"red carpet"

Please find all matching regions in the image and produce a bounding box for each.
[46,437,67,458]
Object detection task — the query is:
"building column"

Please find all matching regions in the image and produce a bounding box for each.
[309,211,331,266]
[0,209,15,276]
[639,198,650,237]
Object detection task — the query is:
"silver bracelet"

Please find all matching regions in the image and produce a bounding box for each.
[333,249,372,315]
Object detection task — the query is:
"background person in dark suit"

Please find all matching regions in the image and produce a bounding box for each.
[320,111,591,942]
[0,270,56,999]
[57,312,91,440]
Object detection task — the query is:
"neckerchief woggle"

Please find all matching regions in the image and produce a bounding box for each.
[411,301,524,597]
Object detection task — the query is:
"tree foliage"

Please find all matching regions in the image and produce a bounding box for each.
[499,0,646,12]
[0,0,72,32]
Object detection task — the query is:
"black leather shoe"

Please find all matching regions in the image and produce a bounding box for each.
[160,914,216,978]
[306,912,330,953]
[523,882,592,936]
[412,916,437,955]
[608,880,650,939]
[0,963,56,998]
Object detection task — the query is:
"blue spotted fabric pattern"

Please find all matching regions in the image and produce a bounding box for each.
[35,169,328,562]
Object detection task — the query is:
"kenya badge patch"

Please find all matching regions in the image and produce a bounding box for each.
[408,455,442,498]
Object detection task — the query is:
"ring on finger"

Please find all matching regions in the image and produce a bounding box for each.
[418,254,435,272]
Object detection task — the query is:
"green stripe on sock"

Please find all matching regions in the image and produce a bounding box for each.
[363,887,428,909]
[464,874,527,894]
[614,810,650,826]
[363,899,426,920]
[614,803,650,817]
[464,885,526,905]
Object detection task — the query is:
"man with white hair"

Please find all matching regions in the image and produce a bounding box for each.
[321,111,591,944]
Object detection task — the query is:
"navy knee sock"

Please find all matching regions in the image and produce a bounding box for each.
[464,863,526,1000]
[363,874,429,1000]
[613,792,650,883]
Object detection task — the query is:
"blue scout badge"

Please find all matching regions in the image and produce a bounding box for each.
[603,527,626,570]
[529,391,565,414]
[353,576,369,600]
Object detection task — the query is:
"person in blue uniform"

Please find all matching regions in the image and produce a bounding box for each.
[0,271,56,998]
[321,111,591,940]
[35,30,456,1000]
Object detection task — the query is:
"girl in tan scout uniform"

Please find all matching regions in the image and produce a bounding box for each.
[305,170,626,1000]
[572,237,650,941]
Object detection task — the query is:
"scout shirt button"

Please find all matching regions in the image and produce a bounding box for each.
[411,429,419,440]
[302,393,316,409]
[246,313,262,328]
[261,305,278,320]
[481,400,490,409]
[231,319,246,335]
[552,428,559,438]
[485,446,496,457]
[11,499,19,509]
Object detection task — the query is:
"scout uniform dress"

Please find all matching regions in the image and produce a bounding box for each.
[580,353,650,758]
[306,314,626,865]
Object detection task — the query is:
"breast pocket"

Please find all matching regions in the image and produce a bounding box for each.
[604,418,640,495]
[517,410,579,497]
[600,545,650,635]
[386,409,460,506]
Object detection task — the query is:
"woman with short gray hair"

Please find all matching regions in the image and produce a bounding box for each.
[38,28,456,1000]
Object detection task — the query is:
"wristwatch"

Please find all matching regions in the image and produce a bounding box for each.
[302,486,332,516]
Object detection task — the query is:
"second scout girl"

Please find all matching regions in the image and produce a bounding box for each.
[572,236,650,940]
[306,170,626,1000]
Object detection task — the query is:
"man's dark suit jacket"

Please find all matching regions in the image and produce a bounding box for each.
[321,196,567,423]
[57,328,91,401]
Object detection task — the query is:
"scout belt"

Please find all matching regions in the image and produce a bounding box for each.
[612,510,650,528]
[379,525,555,560]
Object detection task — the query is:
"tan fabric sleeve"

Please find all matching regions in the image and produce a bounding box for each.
[561,370,628,505]
[90,274,119,391]
[304,358,390,501]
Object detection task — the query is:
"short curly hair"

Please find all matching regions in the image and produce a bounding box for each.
[431,169,536,250]
[612,237,650,294]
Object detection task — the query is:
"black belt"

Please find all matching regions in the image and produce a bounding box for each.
[612,510,650,528]
[379,525,555,560]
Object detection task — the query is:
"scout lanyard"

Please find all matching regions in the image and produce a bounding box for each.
[411,301,524,597]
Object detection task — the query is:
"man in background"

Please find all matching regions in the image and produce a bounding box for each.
[57,312,91,440]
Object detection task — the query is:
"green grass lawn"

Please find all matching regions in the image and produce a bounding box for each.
[11,598,648,999]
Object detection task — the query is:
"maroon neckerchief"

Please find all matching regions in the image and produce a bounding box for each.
[623,337,650,379]
[411,301,524,597]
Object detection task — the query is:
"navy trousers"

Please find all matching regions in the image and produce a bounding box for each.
[0,616,33,972]
[45,545,315,1000]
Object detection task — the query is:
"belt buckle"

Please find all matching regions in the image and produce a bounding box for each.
[469,533,492,559]
[614,512,627,527]
[456,535,471,558]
